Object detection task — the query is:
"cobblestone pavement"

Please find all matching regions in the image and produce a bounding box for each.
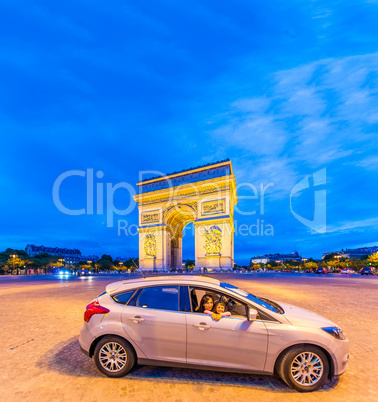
[1,273,377,402]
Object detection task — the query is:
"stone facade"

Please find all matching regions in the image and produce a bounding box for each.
[133,160,238,271]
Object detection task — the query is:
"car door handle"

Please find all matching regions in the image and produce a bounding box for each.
[193,322,211,330]
[129,316,144,323]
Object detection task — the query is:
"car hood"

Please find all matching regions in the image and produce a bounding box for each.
[277,302,337,328]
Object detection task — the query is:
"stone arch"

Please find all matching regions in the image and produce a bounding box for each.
[164,204,197,270]
[134,160,237,271]
[165,204,196,238]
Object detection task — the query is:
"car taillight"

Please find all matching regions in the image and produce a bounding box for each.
[84,301,110,322]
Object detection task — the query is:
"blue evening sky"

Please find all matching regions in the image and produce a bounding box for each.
[0,1,377,263]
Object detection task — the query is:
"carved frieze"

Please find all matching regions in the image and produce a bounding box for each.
[144,234,157,257]
[139,165,231,194]
[204,225,222,255]
[201,199,226,216]
[141,211,159,224]
[139,183,231,206]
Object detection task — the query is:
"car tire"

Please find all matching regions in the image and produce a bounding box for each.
[94,336,135,378]
[278,345,329,392]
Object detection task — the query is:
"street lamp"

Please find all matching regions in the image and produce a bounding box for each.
[334,255,342,272]
[11,254,18,275]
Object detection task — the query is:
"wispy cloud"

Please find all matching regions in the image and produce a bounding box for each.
[355,155,378,170]
[326,217,378,234]
[211,52,378,171]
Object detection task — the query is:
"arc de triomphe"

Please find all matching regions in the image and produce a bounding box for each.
[133,159,238,271]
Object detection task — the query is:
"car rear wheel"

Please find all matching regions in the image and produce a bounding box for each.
[278,345,329,392]
[94,336,135,378]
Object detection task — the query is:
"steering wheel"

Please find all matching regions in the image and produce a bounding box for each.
[220,296,236,311]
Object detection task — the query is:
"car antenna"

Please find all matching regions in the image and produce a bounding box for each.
[132,259,145,278]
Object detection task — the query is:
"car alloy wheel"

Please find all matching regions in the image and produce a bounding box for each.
[278,345,329,392]
[290,351,323,386]
[94,336,135,377]
[99,342,127,372]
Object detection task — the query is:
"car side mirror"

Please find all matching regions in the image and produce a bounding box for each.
[248,307,258,321]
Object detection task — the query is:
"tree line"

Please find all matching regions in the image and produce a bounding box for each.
[0,248,139,275]
[247,253,378,272]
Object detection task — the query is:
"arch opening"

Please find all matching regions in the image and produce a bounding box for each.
[182,222,195,270]
[165,205,196,270]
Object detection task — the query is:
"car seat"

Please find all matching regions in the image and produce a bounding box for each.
[191,288,198,311]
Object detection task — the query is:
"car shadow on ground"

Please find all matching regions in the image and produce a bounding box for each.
[37,336,339,393]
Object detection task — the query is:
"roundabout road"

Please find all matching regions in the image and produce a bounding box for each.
[1,273,377,401]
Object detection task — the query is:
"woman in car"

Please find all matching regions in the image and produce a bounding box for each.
[197,294,222,321]
[197,294,214,312]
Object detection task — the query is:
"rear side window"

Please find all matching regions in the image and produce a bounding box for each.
[137,286,179,311]
[112,290,136,305]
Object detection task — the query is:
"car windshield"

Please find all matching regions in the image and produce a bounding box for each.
[220,282,283,314]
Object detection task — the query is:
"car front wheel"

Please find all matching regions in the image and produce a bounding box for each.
[278,345,329,392]
[94,336,135,378]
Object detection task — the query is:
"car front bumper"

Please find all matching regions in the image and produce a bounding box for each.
[332,338,350,376]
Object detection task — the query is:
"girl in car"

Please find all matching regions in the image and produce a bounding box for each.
[210,301,231,317]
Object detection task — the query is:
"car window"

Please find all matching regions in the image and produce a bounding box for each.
[137,286,179,311]
[112,290,136,305]
[127,288,142,306]
[220,282,283,313]
[189,287,247,318]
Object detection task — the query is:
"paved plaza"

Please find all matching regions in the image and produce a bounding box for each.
[1,273,377,402]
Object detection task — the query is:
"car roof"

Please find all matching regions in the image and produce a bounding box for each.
[105,275,220,294]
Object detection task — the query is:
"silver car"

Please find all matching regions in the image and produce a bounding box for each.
[79,275,349,392]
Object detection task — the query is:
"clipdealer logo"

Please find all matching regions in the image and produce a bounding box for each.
[290,168,327,233]
[52,167,327,234]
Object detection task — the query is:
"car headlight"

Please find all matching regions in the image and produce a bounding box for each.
[322,326,346,340]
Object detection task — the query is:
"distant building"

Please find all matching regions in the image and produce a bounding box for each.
[25,244,99,265]
[322,246,378,260]
[81,255,100,263]
[250,251,302,264]
[115,257,130,262]
[250,257,270,264]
